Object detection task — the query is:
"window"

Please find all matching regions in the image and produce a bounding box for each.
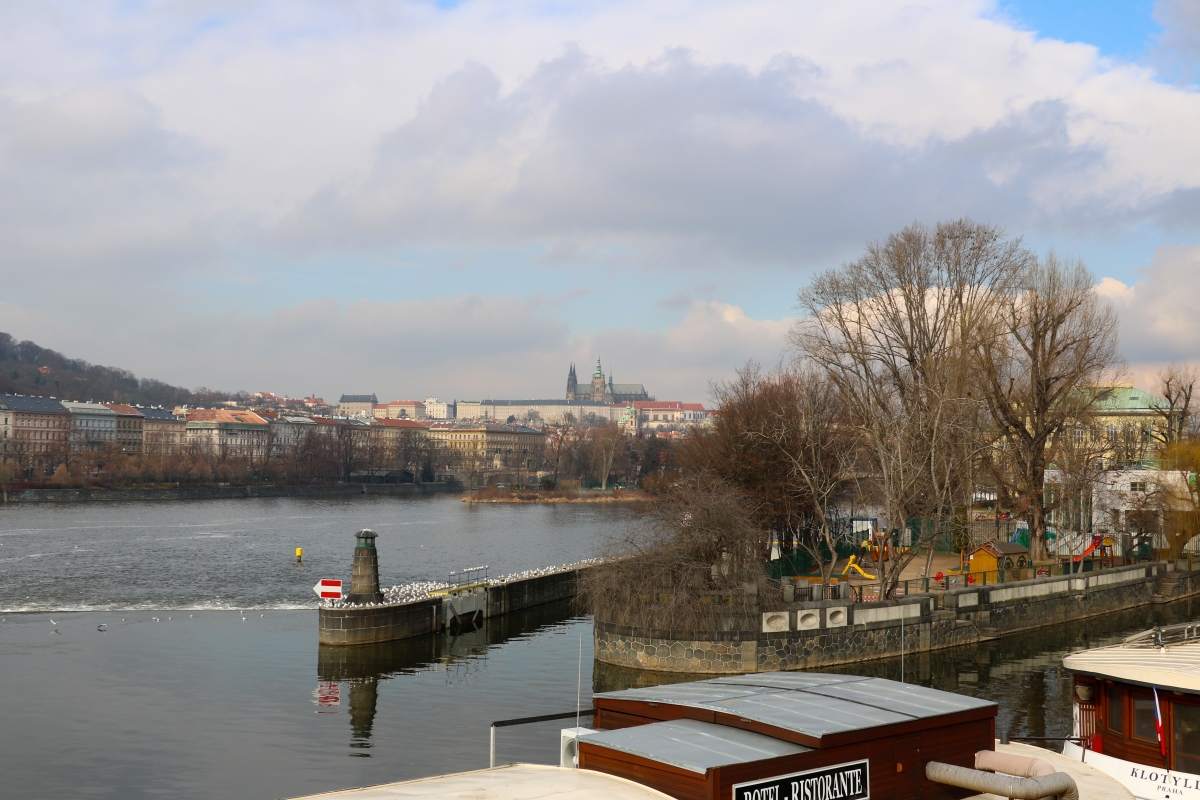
[1108,685,1125,733]
[1130,482,1147,493]
[1175,703,1200,773]
[1133,695,1158,742]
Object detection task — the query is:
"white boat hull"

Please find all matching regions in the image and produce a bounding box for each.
[1063,741,1200,799]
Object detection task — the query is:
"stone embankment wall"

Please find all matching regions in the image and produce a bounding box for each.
[3,482,460,503]
[318,567,581,646]
[595,560,1200,674]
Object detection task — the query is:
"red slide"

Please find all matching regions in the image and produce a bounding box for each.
[1074,536,1101,562]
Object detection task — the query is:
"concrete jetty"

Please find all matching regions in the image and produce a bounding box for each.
[317,530,585,646]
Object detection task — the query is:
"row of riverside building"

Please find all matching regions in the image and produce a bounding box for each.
[0,393,548,479]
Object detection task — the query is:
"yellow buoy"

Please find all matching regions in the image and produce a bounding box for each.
[295,547,303,563]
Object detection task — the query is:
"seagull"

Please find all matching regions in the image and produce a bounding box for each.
[50,619,58,625]
[97,624,107,632]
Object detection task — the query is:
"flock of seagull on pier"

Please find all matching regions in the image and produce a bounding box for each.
[322,558,604,610]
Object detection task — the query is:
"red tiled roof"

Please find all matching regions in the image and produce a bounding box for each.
[375,418,427,429]
[185,409,268,425]
[105,403,143,416]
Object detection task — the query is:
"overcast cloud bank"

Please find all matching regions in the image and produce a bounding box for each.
[0,0,1198,400]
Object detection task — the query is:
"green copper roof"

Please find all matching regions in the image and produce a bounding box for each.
[1092,385,1169,412]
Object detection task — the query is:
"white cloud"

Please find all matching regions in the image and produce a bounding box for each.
[0,0,1198,396]
[1097,244,1200,366]
[3,293,790,404]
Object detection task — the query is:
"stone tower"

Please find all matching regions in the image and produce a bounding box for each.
[566,363,578,401]
[591,358,606,402]
[347,529,384,604]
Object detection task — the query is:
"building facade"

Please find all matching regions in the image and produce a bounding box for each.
[61,401,118,449]
[457,399,624,426]
[1,395,70,467]
[373,400,426,420]
[426,422,544,474]
[337,394,377,417]
[137,406,187,456]
[424,397,456,420]
[185,409,270,457]
[105,404,145,453]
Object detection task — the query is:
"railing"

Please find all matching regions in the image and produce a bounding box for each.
[1124,622,1200,647]
[1076,701,1098,739]
[489,709,595,768]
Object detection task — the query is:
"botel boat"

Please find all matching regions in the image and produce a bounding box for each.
[1065,622,1200,799]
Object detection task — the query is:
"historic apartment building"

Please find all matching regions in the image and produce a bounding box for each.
[60,401,118,449]
[137,406,187,456]
[425,422,544,472]
[105,404,144,452]
[0,395,71,464]
[336,394,377,417]
[184,409,270,456]
[373,400,426,420]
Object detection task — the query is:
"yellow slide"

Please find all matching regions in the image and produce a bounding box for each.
[841,554,876,580]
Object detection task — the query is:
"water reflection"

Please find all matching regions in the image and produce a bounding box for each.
[317,599,582,753]
[594,596,1198,748]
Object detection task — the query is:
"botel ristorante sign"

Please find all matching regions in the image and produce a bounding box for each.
[732,759,870,800]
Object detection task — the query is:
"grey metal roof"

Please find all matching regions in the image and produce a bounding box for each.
[134,406,184,421]
[803,677,994,719]
[584,719,810,774]
[1,394,68,414]
[707,691,913,737]
[596,672,995,741]
[710,673,866,691]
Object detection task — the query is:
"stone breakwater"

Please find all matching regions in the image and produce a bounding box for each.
[320,559,604,611]
[595,559,1200,674]
[318,561,594,645]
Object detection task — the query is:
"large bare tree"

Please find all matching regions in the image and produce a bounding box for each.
[975,252,1121,561]
[1157,364,1197,445]
[749,366,861,588]
[793,219,1026,596]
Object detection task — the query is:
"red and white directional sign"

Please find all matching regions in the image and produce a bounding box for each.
[313,579,343,600]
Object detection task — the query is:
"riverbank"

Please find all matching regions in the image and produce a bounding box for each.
[595,559,1200,674]
[462,487,649,504]
[0,481,461,503]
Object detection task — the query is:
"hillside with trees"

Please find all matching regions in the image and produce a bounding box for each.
[0,332,233,408]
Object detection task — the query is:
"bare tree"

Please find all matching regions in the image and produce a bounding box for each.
[746,367,860,588]
[975,252,1121,561]
[794,219,1025,596]
[545,413,577,486]
[581,471,780,632]
[1157,364,1197,445]
[589,422,625,491]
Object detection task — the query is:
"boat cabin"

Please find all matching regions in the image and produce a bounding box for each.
[1066,624,1200,776]
[579,672,997,800]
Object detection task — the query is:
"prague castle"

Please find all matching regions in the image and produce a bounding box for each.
[566,358,651,404]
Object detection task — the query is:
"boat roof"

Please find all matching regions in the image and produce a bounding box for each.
[595,672,995,745]
[285,763,675,799]
[583,719,811,774]
[1064,626,1200,693]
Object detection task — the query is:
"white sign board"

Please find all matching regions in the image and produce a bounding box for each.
[313,579,343,600]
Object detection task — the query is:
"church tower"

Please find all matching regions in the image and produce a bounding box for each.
[591,358,606,402]
[566,363,578,401]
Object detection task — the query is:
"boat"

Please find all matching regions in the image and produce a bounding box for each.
[1064,622,1200,799]
[288,671,1137,799]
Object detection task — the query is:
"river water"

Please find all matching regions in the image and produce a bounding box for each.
[0,495,1197,799]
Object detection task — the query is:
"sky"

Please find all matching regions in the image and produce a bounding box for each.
[2,0,1199,404]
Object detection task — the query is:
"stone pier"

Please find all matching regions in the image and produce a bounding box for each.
[317,530,586,646]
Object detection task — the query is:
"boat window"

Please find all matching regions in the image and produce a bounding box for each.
[1108,686,1125,734]
[1133,696,1158,742]
[1175,704,1200,774]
